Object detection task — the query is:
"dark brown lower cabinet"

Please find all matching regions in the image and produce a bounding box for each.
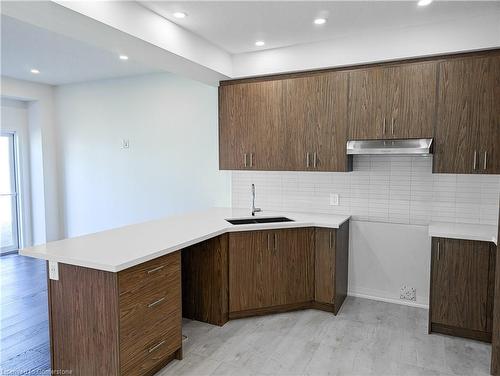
[181,234,229,326]
[314,221,349,314]
[429,237,496,342]
[48,252,182,376]
[228,224,349,318]
[228,228,314,316]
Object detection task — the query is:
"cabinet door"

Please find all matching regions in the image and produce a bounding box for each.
[386,62,437,139]
[273,228,314,305]
[348,67,387,140]
[219,80,284,170]
[431,238,491,332]
[434,57,486,173]
[228,231,273,312]
[283,72,350,171]
[219,84,251,170]
[314,228,335,304]
[477,55,500,174]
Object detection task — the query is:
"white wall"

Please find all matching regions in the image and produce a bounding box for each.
[232,11,500,77]
[55,73,230,238]
[348,221,431,308]
[1,98,33,248]
[1,77,60,245]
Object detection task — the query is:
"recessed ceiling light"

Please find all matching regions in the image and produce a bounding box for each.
[30,68,40,74]
[255,40,265,47]
[314,18,327,25]
[173,12,187,18]
[119,55,129,60]
[417,0,433,6]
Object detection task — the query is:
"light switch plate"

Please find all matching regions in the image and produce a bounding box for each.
[329,193,339,206]
[121,139,130,149]
[48,261,59,280]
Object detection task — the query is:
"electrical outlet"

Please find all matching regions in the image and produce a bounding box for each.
[400,285,416,301]
[329,193,339,206]
[48,261,59,280]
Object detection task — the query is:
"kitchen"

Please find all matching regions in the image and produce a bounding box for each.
[0,1,499,376]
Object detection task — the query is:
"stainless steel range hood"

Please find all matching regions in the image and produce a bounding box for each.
[346,139,433,155]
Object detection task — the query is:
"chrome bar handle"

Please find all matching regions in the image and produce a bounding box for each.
[148,340,165,353]
[329,231,333,249]
[274,233,277,251]
[391,118,395,135]
[306,152,310,168]
[244,153,248,167]
[383,118,386,135]
[148,297,165,308]
[147,265,164,274]
[250,153,253,168]
[473,150,477,170]
[484,151,487,170]
[437,241,440,261]
[313,152,317,168]
[268,233,271,251]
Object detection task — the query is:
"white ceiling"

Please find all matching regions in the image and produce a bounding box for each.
[140,1,500,54]
[0,15,160,85]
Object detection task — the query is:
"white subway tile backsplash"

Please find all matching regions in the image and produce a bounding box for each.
[231,155,500,226]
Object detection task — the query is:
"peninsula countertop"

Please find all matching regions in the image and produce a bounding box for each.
[19,208,350,272]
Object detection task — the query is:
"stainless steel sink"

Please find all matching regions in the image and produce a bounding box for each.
[226,217,294,225]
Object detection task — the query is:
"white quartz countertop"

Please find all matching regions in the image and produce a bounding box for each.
[428,222,498,245]
[20,208,350,272]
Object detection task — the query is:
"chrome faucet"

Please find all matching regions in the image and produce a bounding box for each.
[251,184,262,216]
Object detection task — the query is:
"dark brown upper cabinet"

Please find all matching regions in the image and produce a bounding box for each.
[282,72,350,171]
[348,61,437,140]
[386,62,437,139]
[219,79,284,170]
[219,49,499,174]
[348,66,386,140]
[434,54,500,174]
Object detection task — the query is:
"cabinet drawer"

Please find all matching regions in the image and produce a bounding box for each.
[119,261,181,341]
[118,252,179,294]
[121,324,181,376]
[119,251,182,374]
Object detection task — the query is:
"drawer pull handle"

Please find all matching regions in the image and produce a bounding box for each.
[147,265,164,274]
[148,297,165,308]
[148,340,165,353]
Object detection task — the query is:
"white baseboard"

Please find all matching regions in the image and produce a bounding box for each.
[348,290,429,309]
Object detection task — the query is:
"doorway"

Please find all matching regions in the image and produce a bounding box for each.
[0,132,20,255]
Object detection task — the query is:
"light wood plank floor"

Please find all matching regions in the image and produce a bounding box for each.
[159,298,491,376]
[0,254,50,374]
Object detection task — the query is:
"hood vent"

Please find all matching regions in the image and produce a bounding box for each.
[346,139,433,156]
